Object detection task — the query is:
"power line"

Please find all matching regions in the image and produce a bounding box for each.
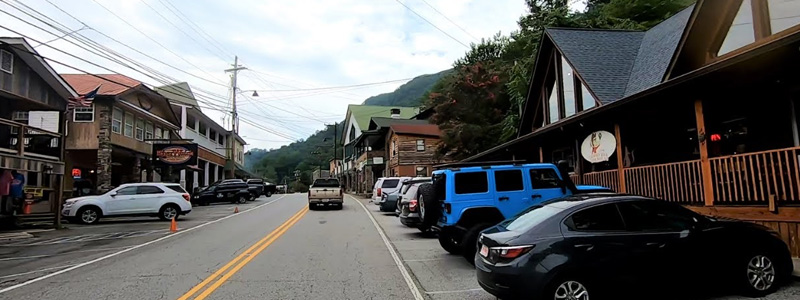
[419,0,479,41]
[249,77,412,92]
[393,0,469,48]
[158,0,235,59]
[137,0,230,61]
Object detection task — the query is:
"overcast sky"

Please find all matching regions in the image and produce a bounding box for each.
[0,0,535,151]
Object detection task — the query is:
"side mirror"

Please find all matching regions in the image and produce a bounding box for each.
[109,192,117,197]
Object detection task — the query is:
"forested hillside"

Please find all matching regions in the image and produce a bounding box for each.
[362,69,451,106]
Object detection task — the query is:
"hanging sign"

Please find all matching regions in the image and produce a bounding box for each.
[581,131,616,163]
[153,143,198,167]
[71,168,81,179]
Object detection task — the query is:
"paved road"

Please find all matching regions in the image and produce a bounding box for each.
[0,193,416,300]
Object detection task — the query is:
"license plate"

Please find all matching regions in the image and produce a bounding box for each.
[479,245,489,257]
[322,199,329,202]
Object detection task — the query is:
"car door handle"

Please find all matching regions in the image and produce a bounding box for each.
[532,194,542,199]
[574,244,594,251]
[498,196,509,201]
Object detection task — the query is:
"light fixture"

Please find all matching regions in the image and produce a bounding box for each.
[251,91,259,97]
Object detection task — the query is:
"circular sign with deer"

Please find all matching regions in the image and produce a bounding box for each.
[581,130,616,163]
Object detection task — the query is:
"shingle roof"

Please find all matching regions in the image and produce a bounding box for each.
[368,117,429,130]
[347,105,419,130]
[390,124,441,137]
[156,82,199,107]
[61,74,142,95]
[546,5,694,104]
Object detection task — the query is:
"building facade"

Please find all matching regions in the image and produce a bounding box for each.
[465,1,800,256]
[0,38,74,225]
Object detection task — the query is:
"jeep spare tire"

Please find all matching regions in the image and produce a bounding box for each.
[418,183,439,227]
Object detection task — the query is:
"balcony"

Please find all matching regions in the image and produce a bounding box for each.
[0,118,62,161]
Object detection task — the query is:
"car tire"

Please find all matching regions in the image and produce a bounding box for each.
[309,203,316,210]
[159,204,180,221]
[236,195,247,204]
[337,203,343,210]
[461,223,493,265]
[249,192,257,200]
[266,191,273,197]
[438,227,462,254]
[417,183,438,227]
[76,206,101,225]
[544,276,593,300]
[739,252,782,297]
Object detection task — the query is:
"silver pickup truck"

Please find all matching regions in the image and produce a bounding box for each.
[307,178,343,210]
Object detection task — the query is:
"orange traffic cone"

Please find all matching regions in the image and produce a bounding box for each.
[170,218,177,233]
[233,206,239,214]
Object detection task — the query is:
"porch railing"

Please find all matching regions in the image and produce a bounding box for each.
[624,160,704,204]
[581,169,619,192]
[0,118,62,160]
[709,147,800,204]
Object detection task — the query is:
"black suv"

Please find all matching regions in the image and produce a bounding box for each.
[476,195,793,300]
[192,179,251,206]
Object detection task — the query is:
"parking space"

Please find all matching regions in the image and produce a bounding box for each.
[0,195,281,288]
[354,195,800,300]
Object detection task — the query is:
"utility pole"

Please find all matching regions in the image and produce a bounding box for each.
[224,56,246,134]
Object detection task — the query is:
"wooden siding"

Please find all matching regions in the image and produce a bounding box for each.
[111,133,152,155]
[199,146,226,166]
[388,132,439,167]
[66,107,100,150]
[0,46,63,110]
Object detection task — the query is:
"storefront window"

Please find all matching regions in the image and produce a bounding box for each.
[768,0,800,34]
[719,0,755,56]
[561,57,576,117]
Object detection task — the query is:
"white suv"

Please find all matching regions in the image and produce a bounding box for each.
[372,177,411,205]
[62,183,193,224]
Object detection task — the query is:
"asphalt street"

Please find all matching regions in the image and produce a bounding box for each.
[0,193,415,300]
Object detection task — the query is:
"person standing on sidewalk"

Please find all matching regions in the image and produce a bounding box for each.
[0,169,11,214]
[9,170,24,214]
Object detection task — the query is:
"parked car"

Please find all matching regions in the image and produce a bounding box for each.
[61,183,192,225]
[192,179,251,206]
[263,182,277,197]
[476,194,794,300]
[246,178,265,199]
[420,161,611,263]
[308,178,343,210]
[372,177,410,207]
[393,177,432,215]
[378,177,428,212]
[398,182,432,231]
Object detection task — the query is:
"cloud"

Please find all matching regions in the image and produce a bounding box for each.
[0,0,527,150]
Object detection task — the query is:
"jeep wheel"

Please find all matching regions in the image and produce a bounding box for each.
[417,183,439,227]
[438,228,461,254]
[461,223,493,265]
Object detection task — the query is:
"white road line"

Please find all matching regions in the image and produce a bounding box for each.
[0,255,49,262]
[0,195,286,294]
[404,258,455,262]
[0,246,134,261]
[425,288,484,295]
[0,264,80,280]
[349,195,425,300]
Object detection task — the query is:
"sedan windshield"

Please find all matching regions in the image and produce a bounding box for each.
[500,205,564,232]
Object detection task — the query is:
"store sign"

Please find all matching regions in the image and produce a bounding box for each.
[580,131,616,163]
[153,143,198,167]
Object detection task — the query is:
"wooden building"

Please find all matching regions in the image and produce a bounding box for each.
[386,123,442,177]
[0,37,74,226]
[465,1,800,256]
[62,74,181,194]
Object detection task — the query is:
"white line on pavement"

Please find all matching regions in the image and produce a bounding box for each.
[0,246,134,261]
[349,195,425,300]
[403,258,456,262]
[0,255,48,262]
[425,288,484,295]
[0,195,286,294]
[0,264,80,280]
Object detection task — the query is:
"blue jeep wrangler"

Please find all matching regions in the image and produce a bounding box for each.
[416,161,611,263]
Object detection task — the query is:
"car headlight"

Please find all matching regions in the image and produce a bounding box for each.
[64,201,76,207]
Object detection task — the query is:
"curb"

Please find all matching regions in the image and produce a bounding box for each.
[0,232,34,241]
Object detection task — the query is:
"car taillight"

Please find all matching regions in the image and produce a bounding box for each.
[182,193,190,202]
[377,188,381,196]
[490,245,535,259]
[444,203,451,214]
[409,199,417,212]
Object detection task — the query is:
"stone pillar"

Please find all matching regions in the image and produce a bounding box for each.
[96,103,113,193]
[131,156,141,183]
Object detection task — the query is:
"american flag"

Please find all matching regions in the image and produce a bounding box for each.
[67,84,101,108]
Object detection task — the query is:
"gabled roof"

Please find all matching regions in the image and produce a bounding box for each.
[546,5,694,104]
[390,124,441,137]
[0,37,78,100]
[156,82,199,107]
[368,117,429,130]
[61,73,142,95]
[346,105,419,130]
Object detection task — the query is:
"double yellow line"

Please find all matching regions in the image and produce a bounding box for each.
[178,206,309,300]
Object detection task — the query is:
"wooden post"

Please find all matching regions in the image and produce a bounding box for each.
[539,147,544,163]
[614,124,626,193]
[694,99,715,206]
[574,139,582,184]
[18,125,25,156]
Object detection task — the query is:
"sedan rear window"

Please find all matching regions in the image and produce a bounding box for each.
[566,204,625,232]
[381,179,400,188]
[501,205,563,232]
